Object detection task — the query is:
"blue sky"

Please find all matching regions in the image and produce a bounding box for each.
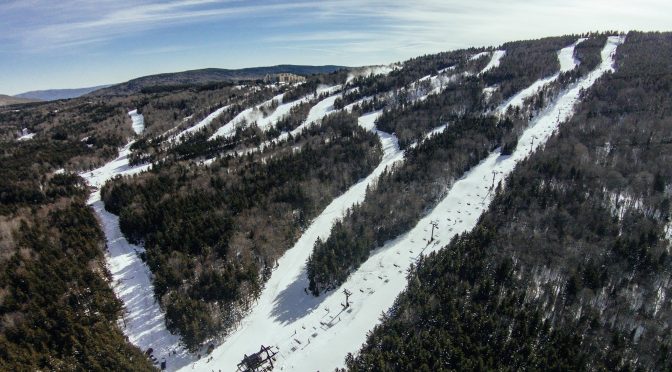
[1,0,670,95]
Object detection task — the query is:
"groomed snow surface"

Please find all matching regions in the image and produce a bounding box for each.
[84,36,623,372]
[182,35,623,371]
[129,109,145,135]
[480,50,506,74]
[81,143,194,371]
[495,38,587,115]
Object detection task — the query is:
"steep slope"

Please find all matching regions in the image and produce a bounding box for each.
[349,32,672,371]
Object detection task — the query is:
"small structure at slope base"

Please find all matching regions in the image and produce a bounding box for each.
[237,345,278,372]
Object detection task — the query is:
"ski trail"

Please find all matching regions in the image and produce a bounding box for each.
[204,90,343,164]
[172,104,231,142]
[480,50,506,74]
[129,109,145,135]
[208,93,283,141]
[182,112,403,372]
[191,35,623,372]
[496,38,587,115]
[82,143,192,371]
[470,51,489,61]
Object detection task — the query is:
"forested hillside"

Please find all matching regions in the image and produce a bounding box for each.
[102,111,382,349]
[2,30,670,372]
[307,34,608,295]
[0,80,280,369]
[0,108,154,369]
[346,31,672,371]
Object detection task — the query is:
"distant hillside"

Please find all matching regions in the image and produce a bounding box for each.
[89,65,346,96]
[15,85,112,101]
[0,94,38,106]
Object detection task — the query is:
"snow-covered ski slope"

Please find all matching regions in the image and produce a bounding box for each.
[82,144,193,371]
[208,93,284,141]
[129,109,145,135]
[496,38,587,114]
[172,104,231,142]
[181,112,403,372]
[183,35,624,372]
[480,50,506,74]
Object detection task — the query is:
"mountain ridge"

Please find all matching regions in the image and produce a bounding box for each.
[88,64,347,96]
[15,85,112,101]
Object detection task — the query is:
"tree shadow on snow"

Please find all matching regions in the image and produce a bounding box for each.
[269,267,329,324]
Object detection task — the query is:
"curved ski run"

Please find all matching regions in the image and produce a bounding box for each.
[496,38,587,114]
[82,144,193,371]
[185,35,623,372]
[181,111,403,371]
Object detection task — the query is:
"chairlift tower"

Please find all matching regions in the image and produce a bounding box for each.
[342,289,352,309]
[429,220,439,242]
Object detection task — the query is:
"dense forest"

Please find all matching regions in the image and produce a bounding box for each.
[0,80,278,369]
[102,111,382,349]
[346,31,672,371]
[0,125,154,369]
[306,34,608,295]
[2,29,670,371]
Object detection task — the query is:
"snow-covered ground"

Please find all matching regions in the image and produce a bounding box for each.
[208,93,283,141]
[182,35,623,371]
[181,112,403,372]
[129,109,145,135]
[495,38,586,115]
[81,143,192,371]
[17,129,35,141]
[480,50,506,74]
[346,65,397,83]
[172,105,230,142]
[470,51,489,60]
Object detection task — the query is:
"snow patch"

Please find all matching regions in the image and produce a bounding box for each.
[480,50,506,74]
[129,109,145,135]
[172,105,230,142]
[347,65,397,83]
[496,38,588,115]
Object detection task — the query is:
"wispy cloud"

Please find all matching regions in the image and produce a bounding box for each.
[4,0,313,51]
[2,0,671,95]
[4,0,671,54]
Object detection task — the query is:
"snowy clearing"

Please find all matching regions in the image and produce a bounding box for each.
[17,129,35,141]
[496,38,586,115]
[470,51,490,60]
[81,143,191,370]
[172,105,230,142]
[480,50,506,74]
[129,109,145,135]
[182,35,623,372]
[208,93,283,141]
[346,65,397,82]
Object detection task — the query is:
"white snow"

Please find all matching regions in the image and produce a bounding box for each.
[208,93,283,141]
[480,50,506,74]
[172,105,230,142]
[91,201,192,370]
[81,143,191,370]
[496,38,587,115]
[347,65,397,83]
[470,51,489,61]
[181,112,403,372]
[559,38,587,72]
[129,109,145,135]
[183,35,624,372]
[255,95,311,132]
[17,130,35,141]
